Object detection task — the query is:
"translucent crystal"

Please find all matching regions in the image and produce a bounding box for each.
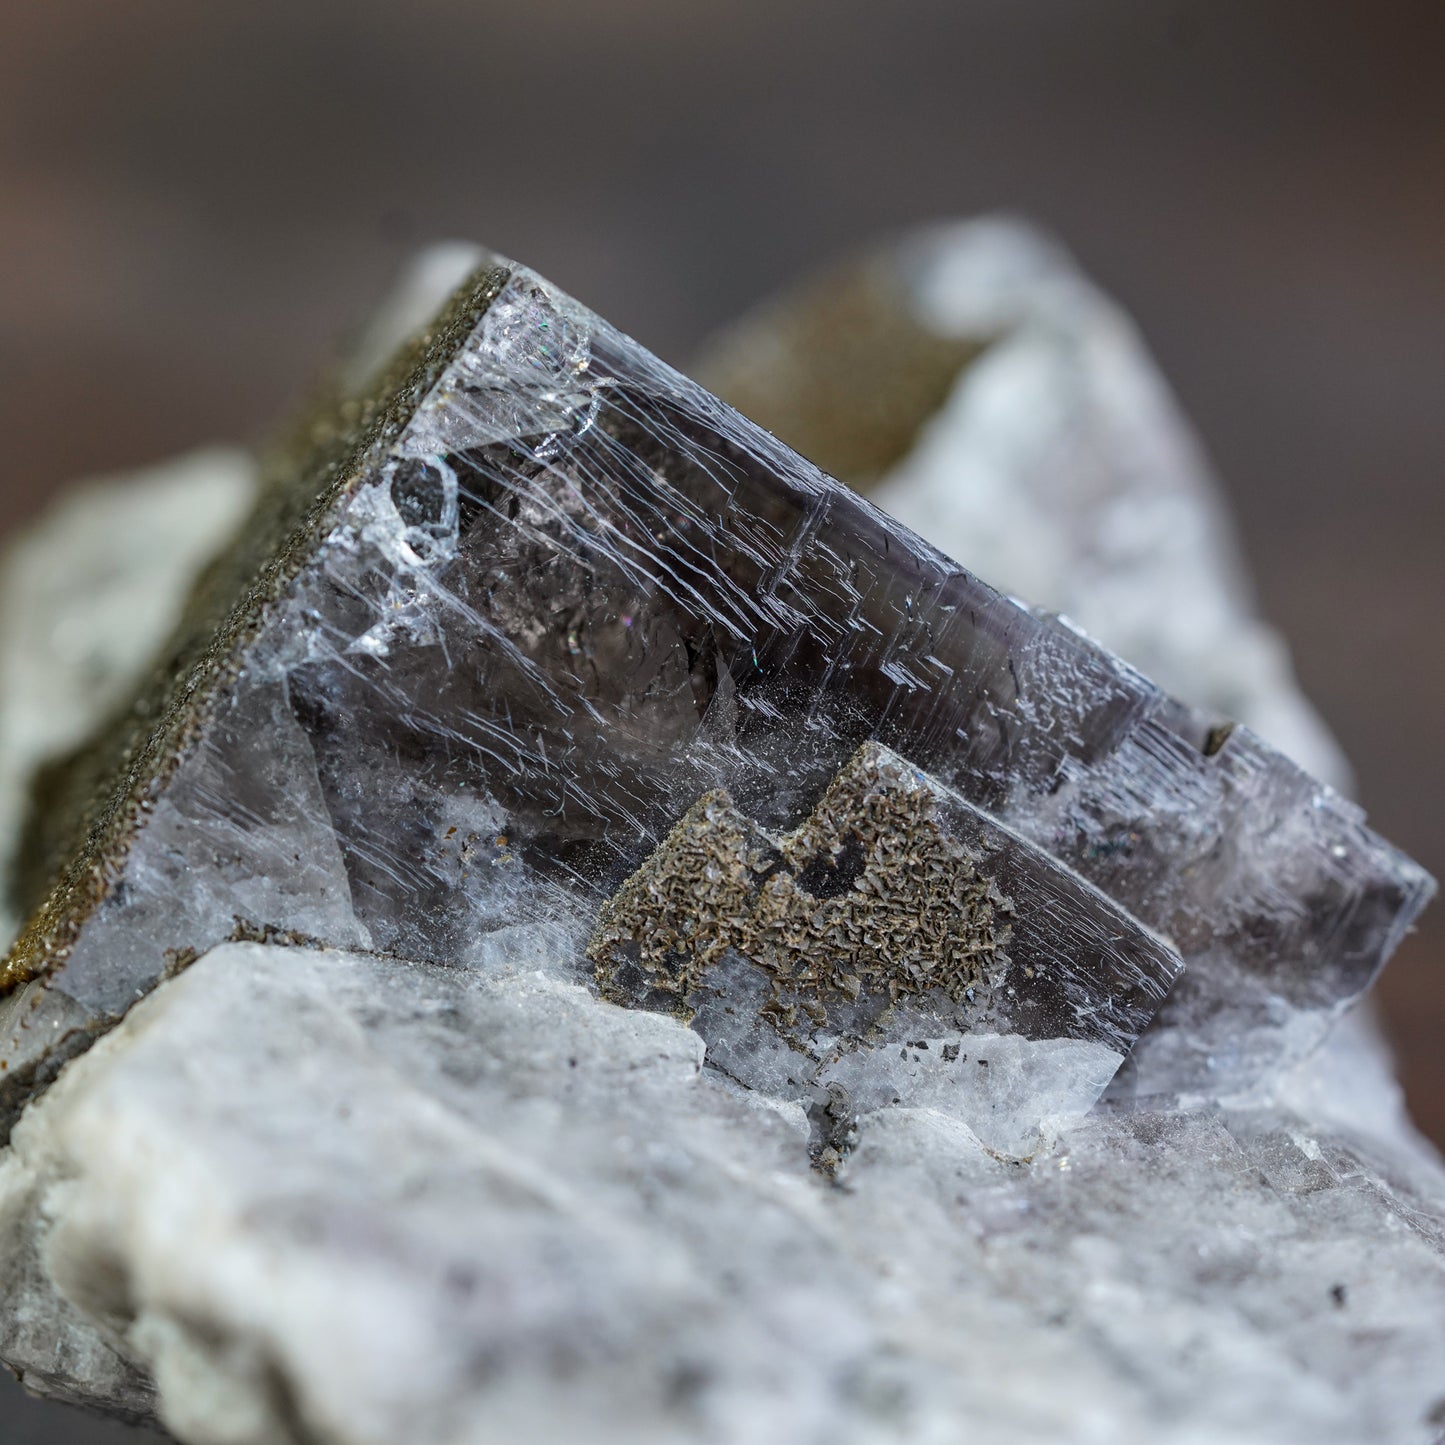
[0,255,1430,1148]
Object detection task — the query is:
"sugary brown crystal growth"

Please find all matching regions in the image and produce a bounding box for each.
[0,254,1432,1140]
[591,746,1018,1028]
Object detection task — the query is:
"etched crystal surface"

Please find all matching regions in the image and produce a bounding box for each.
[0,252,1430,1147]
[592,740,1177,1149]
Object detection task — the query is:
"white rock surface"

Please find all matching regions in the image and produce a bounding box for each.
[2,942,1444,1445]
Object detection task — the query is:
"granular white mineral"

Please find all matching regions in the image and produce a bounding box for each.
[5,942,1445,1445]
[0,229,1440,1445]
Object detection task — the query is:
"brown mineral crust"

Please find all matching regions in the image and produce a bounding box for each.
[694,253,989,488]
[589,743,1013,1043]
[0,264,515,996]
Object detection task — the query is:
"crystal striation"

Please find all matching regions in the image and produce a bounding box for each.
[0,253,1431,1143]
[696,217,1352,789]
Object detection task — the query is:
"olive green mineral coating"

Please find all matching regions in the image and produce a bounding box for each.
[694,253,989,489]
[0,263,514,996]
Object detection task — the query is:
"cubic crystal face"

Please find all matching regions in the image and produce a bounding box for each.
[0,257,1431,1142]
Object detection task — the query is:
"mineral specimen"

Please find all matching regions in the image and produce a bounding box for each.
[0,248,1430,1150]
[0,230,1439,1445]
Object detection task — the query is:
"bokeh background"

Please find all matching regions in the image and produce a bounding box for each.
[2,3,1441,1439]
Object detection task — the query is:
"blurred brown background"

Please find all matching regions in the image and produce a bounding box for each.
[1,2,1441,1438]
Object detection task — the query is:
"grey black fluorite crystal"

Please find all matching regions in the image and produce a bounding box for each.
[0,252,1432,1150]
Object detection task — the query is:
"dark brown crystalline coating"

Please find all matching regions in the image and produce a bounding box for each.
[590,742,1013,1044]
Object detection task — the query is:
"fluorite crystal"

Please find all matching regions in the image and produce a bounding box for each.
[0,252,1431,1152]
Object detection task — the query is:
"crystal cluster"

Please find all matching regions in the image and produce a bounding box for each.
[0,226,1438,1445]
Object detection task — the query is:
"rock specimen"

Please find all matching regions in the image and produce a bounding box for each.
[4,942,1445,1445]
[0,228,1439,1444]
[0,248,1429,1153]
